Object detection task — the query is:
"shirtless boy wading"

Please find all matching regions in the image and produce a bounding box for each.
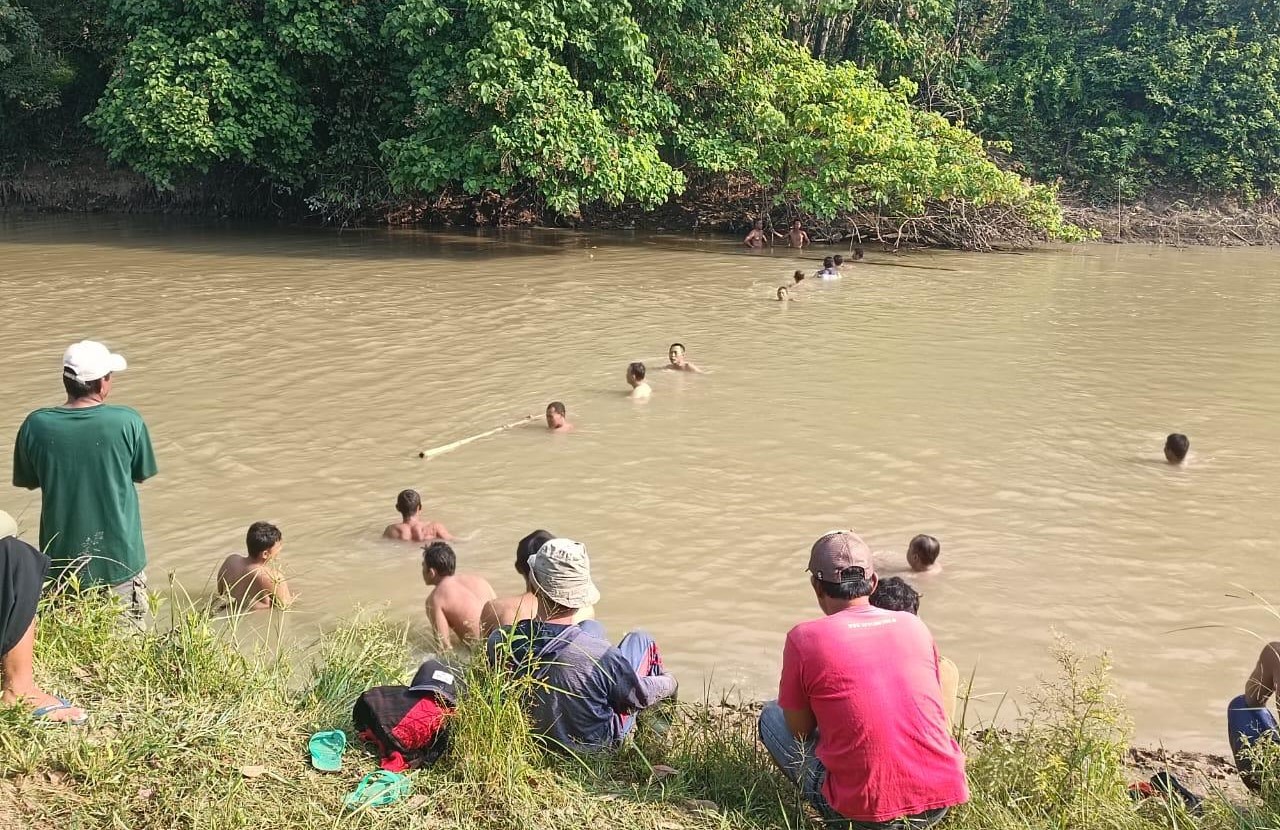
[384,489,453,542]
[422,541,495,649]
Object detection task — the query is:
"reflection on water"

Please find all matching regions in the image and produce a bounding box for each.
[2,215,1279,752]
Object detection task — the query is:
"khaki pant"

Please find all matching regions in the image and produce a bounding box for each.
[111,571,150,632]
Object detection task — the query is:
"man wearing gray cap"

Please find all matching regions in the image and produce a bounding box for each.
[486,537,677,753]
[12,341,157,627]
[758,531,967,829]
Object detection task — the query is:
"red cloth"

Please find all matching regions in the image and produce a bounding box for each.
[390,698,448,752]
[778,605,968,822]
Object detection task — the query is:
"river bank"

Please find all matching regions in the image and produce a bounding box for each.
[1,592,1269,830]
[6,154,1280,248]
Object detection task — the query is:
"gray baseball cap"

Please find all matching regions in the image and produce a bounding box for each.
[807,530,874,582]
[528,538,601,609]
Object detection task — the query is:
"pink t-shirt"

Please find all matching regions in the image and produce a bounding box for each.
[778,604,968,822]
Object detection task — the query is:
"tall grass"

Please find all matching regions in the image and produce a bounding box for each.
[3,594,1280,830]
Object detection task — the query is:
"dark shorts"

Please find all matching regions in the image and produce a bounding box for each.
[1,536,50,656]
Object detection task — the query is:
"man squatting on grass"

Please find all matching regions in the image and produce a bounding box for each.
[759,530,968,829]
[486,538,676,752]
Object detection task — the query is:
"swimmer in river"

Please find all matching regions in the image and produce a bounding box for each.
[1165,433,1190,465]
[217,521,293,611]
[666,342,704,373]
[787,220,811,249]
[743,220,769,249]
[793,269,806,285]
[777,286,791,301]
[907,534,942,574]
[546,401,573,432]
[815,256,841,279]
[834,253,846,273]
[627,361,651,399]
[384,489,455,542]
[421,541,495,650]
[853,247,865,261]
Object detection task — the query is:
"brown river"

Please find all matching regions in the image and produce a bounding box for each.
[2,215,1279,752]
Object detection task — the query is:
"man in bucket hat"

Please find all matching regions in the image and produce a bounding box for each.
[758,531,967,829]
[485,537,676,753]
[12,341,157,629]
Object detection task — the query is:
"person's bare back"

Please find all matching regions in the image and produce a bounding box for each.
[427,573,496,648]
[217,554,290,611]
[481,590,595,637]
[384,517,452,542]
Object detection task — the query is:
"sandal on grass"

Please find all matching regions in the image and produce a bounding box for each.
[343,771,410,810]
[32,697,88,726]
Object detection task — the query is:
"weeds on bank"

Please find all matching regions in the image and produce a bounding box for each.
[4,596,1280,830]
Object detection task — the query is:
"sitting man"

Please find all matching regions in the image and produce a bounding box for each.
[1228,641,1280,789]
[479,529,594,636]
[422,541,495,650]
[759,531,967,829]
[1,510,86,723]
[486,537,676,753]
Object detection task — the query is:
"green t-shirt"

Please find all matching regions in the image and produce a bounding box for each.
[12,404,158,587]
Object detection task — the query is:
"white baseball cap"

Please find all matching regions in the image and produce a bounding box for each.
[63,340,128,383]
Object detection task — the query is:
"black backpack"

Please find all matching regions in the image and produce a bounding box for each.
[352,659,462,769]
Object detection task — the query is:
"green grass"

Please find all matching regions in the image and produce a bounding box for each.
[2,593,1278,830]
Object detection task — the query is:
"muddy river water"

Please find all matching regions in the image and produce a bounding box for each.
[2,215,1278,752]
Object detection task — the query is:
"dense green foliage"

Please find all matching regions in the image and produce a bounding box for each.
[0,0,1079,239]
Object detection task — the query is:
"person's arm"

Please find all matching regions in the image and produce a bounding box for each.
[1246,642,1280,706]
[431,522,455,542]
[606,651,677,713]
[12,420,39,489]
[132,417,158,483]
[685,361,705,374]
[269,569,293,609]
[777,632,816,739]
[427,595,453,650]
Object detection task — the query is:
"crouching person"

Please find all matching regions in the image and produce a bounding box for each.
[486,537,676,752]
[759,530,968,829]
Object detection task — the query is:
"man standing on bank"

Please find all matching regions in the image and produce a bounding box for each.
[11,341,158,628]
[759,530,968,829]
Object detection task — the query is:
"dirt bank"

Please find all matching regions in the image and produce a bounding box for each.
[6,154,1280,247]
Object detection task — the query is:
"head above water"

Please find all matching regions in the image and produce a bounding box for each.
[752,220,763,230]
[807,530,877,614]
[668,343,686,365]
[834,254,844,266]
[422,540,456,583]
[853,247,865,260]
[907,534,940,571]
[546,401,567,429]
[62,340,127,401]
[515,529,556,577]
[777,286,790,300]
[793,269,806,284]
[870,576,920,615]
[1165,433,1190,464]
[627,361,646,384]
[246,521,282,560]
[396,489,422,519]
[822,256,835,269]
[792,220,802,229]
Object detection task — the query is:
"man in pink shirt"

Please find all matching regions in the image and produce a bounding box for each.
[758,530,968,829]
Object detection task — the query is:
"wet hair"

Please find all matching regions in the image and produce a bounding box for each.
[669,343,685,354]
[423,541,456,577]
[823,256,835,268]
[908,534,941,567]
[777,286,789,299]
[62,374,106,400]
[1165,433,1190,462]
[246,521,282,558]
[870,576,920,615]
[752,220,763,228]
[628,361,646,380]
[395,489,421,519]
[515,529,555,576]
[793,270,806,283]
[547,401,566,417]
[814,567,875,600]
[833,254,844,266]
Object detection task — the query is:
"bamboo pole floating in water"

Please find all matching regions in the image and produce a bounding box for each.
[419,414,537,459]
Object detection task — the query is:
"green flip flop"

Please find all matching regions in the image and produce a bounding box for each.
[343,771,410,810]
[308,730,346,772]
